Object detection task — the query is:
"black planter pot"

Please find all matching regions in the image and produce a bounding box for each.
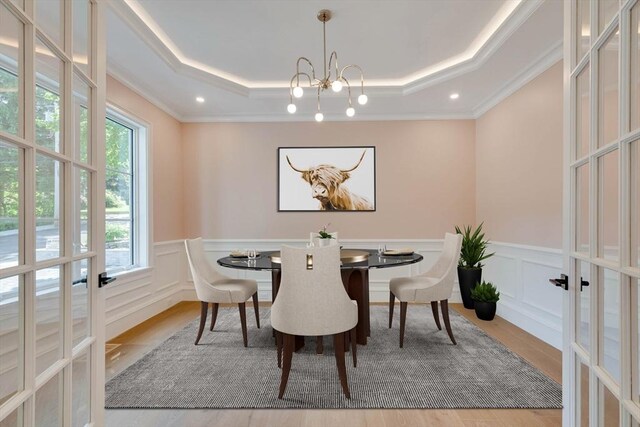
[474,301,497,321]
[457,267,482,309]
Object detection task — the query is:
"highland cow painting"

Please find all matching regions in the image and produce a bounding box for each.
[278,146,376,212]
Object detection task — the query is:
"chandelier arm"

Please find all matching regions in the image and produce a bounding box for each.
[342,76,352,105]
[328,51,339,81]
[316,85,322,112]
[289,72,314,93]
[296,57,317,82]
[339,64,365,92]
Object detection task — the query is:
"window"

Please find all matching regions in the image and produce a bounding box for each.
[105,110,149,275]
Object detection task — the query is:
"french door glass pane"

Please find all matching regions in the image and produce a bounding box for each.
[577,260,591,350]
[35,266,62,377]
[577,0,590,63]
[35,0,62,49]
[73,0,90,75]
[576,65,590,160]
[579,359,590,426]
[599,29,619,147]
[603,383,620,426]
[8,0,23,10]
[602,268,620,383]
[74,167,89,255]
[36,154,62,261]
[73,74,90,163]
[636,278,639,403]
[632,140,640,269]
[35,371,62,427]
[0,405,20,427]
[576,164,590,253]
[598,0,618,34]
[71,258,89,347]
[0,275,22,404]
[599,150,619,261]
[35,38,62,152]
[0,5,22,137]
[106,172,132,271]
[632,2,640,131]
[72,351,90,427]
[0,141,21,268]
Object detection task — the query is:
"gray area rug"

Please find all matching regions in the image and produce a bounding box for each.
[105,306,562,409]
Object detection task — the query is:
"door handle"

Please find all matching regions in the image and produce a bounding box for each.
[98,272,116,288]
[580,277,589,292]
[549,274,568,291]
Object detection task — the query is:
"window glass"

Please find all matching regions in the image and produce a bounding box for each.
[0,5,22,136]
[72,258,89,347]
[73,73,90,163]
[36,0,62,48]
[598,29,619,147]
[576,164,590,253]
[74,167,90,255]
[601,268,620,384]
[598,0,617,35]
[599,150,619,261]
[0,275,23,404]
[35,372,62,426]
[576,65,590,159]
[631,2,639,131]
[577,0,590,62]
[35,266,62,377]
[73,0,90,75]
[35,38,63,152]
[36,154,62,261]
[105,118,134,272]
[0,141,21,268]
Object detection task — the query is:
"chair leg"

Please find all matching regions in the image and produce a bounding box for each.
[441,299,457,345]
[389,291,395,328]
[430,301,442,330]
[350,327,357,368]
[316,336,324,354]
[399,301,408,348]
[333,333,351,399]
[278,333,294,399]
[275,330,282,368]
[209,303,219,331]
[195,301,208,345]
[252,292,260,329]
[238,302,248,347]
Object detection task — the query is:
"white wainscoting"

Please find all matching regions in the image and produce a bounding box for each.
[106,239,565,350]
[483,241,563,349]
[105,240,187,341]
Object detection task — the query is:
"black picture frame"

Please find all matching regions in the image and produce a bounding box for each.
[277,146,376,212]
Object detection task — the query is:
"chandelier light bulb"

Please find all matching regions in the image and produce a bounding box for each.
[358,94,368,105]
[293,86,304,98]
[287,103,297,114]
[315,112,324,122]
[331,80,343,92]
[346,106,355,117]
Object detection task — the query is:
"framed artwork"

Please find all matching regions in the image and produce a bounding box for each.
[278,146,376,212]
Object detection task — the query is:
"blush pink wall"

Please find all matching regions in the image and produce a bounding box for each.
[106,76,185,241]
[476,61,563,248]
[181,121,476,239]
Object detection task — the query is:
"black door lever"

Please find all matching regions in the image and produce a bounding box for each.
[549,274,568,291]
[580,277,589,292]
[98,272,116,288]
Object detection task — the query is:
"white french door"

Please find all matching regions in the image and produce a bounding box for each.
[0,0,106,426]
[564,0,640,425]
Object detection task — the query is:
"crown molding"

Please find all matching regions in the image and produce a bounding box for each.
[107,0,545,98]
[472,39,563,118]
[180,112,475,123]
[107,64,186,122]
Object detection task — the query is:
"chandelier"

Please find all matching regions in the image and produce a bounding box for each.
[287,9,367,122]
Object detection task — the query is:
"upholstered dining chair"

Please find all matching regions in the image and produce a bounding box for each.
[271,245,358,399]
[184,238,260,347]
[388,232,463,348]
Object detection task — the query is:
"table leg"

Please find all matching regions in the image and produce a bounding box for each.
[342,269,369,345]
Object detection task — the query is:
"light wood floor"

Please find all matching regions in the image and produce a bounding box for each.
[105,302,562,427]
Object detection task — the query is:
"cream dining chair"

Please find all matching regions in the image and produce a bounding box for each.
[388,232,463,347]
[184,238,260,347]
[271,245,358,399]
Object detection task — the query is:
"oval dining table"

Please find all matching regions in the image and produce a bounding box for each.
[217,248,423,348]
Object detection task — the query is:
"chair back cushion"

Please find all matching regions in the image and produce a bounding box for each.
[185,238,230,302]
[415,232,462,300]
[271,245,358,336]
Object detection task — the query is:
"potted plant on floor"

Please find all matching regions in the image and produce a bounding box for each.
[455,222,494,309]
[470,281,500,321]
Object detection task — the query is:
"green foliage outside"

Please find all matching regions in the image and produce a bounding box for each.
[455,222,495,269]
[470,281,500,303]
[105,222,130,243]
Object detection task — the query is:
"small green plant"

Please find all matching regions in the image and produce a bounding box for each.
[318,223,333,239]
[105,189,126,209]
[105,222,129,242]
[455,222,495,269]
[470,281,500,303]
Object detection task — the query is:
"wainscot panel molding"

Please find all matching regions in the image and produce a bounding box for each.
[105,240,187,340]
[483,242,563,349]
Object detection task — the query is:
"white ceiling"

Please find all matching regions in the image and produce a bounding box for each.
[106,0,563,122]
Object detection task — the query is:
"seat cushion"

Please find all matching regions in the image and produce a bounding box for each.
[211,279,257,303]
[389,276,439,302]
